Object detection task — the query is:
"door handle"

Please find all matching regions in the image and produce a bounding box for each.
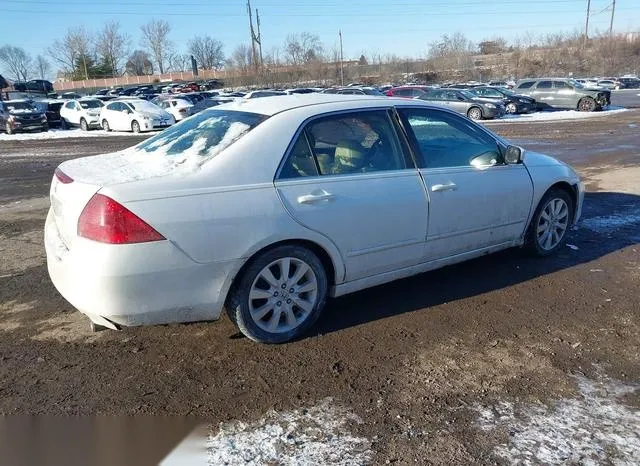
[297,192,335,204]
[431,182,457,192]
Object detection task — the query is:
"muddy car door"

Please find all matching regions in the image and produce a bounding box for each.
[553,80,578,109]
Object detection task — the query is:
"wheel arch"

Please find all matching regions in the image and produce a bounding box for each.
[525,181,579,235]
[467,105,483,119]
[224,238,339,308]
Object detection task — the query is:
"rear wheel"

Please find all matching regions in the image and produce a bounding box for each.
[226,245,328,344]
[467,106,483,120]
[102,119,110,132]
[578,97,596,112]
[80,118,88,131]
[526,188,573,256]
[60,118,68,130]
[131,120,141,133]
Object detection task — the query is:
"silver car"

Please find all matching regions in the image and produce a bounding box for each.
[417,89,505,120]
[514,78,610,111]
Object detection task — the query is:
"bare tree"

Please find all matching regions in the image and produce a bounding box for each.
[168,53,192,72]
[284,32,323,66]
[33,55,51,80]
[96,21,130,77]
[48,26,93,80]
[188,35,225,70]
[0,45,32,82]
[126,50,154,76]
[230,44,253,72]
[140,19,172,74]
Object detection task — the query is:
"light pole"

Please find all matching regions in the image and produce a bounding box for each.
[339,30,344,86]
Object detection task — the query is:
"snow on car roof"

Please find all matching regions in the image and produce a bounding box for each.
[213,93,399,116]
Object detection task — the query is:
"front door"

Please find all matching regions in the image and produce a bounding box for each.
[398,107,533,261]
[276,109,429,281]
[531,80,555,108]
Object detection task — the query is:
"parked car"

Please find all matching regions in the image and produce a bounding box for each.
[44,95,584,342]
[487,81,511,88]
[385,86,434,98]
[155,97,195,121]
[58,92,83,100]
[95,89,110,96]
[13,79,54,93]
[617,76,640,89]
[107,88,124,97]
[322,87,385,96]
[177,82,201,93]
[285,88,316,94]
[244,90,287,99]
[514,78,610,111]
[60,98,105,130]
[32,99,64,128]
[596,79,623,90]
[467,86,536,114]
[99,99,174,132]
[0,99,48,134]
[119,87,140,96]
[417,89,505,120]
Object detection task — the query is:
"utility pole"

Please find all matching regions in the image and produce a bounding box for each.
[609,0,616,35]
[247,0,258,70]
[256,9,263,67]
[339,30,344,86]
[584,0,591,43]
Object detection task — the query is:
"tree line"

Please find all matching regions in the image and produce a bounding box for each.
[0,20,638,85]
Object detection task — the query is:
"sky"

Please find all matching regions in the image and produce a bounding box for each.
[1,0,639,78]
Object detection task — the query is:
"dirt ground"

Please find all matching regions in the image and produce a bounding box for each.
[0,104,639,465]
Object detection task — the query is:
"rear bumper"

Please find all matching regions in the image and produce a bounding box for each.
[44,209,242,327]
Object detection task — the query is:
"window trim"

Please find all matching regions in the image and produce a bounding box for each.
[396,106,504,169]
[274,107,417,181]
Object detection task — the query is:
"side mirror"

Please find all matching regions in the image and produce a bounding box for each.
[504,145,523,164]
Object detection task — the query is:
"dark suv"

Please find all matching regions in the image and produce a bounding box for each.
[0,100,48,134]
[13,80,54,94]
[514,78,610,111]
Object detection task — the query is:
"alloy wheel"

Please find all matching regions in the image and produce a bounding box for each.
[248,257,318,334]
[506,103,517,114]
[536,198,569,251]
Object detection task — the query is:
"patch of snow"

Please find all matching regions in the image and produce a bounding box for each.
[475,375,640,465]
[486,107,628,124]
[0,129,140,141]
[206,398,372,466]
[581,211,640,232]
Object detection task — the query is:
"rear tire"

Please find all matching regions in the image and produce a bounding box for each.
[102,119,110,132]
[6,123,13,135]
[226,245,328,344]
[525,188,574,256]
[60,119,68,130]
[467,107,483,120]
[578,97,596,112]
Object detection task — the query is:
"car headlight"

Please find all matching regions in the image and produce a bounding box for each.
[485,103,496,108]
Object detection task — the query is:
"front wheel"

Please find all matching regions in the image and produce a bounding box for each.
[525,189,574,256]
[131,120,141,133]
[505,102,518,114]
[80,118,88,131]
[578,97,596,112]
[467,107,482,120]
[226,245,328,344]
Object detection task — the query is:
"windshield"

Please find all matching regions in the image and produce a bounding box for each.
[568,79,584,89]
[6,101,37,112]
[79,100,103,109]
[127,101,162,113]
[133,110,267,161]
[459,90,476,99]
[499,88,515,95]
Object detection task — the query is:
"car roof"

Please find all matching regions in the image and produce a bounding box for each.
[215,94,437,116]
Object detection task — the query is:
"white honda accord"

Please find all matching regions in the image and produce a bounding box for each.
[45,95,584,343]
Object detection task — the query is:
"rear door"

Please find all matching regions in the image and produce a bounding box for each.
[531,80,554,108]
[275,109,429,281]
[553,80,577,109]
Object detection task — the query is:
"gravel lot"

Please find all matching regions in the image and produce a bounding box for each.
[0,95,639,465]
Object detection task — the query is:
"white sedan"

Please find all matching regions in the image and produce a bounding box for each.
[45,95,584,343]
[156,97,195,121]
[99,99,175,133]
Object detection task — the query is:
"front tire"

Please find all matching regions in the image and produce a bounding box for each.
[226,245,328,344]
[467,106,483,120]
[525,188,574,256]
[80,118,88,131]
[131,120,141,133]
[578,97,596,112]
[505,102,518,114]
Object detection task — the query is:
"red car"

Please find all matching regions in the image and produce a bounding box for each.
[177,82,201,93]
[385,85,434,98]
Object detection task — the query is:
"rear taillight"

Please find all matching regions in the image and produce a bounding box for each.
[78,194,165,244]
[54,168,73,184]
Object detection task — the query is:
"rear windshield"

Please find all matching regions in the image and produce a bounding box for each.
[79,100,103,109]
[133,109,267,160]
[6,101,37,112]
